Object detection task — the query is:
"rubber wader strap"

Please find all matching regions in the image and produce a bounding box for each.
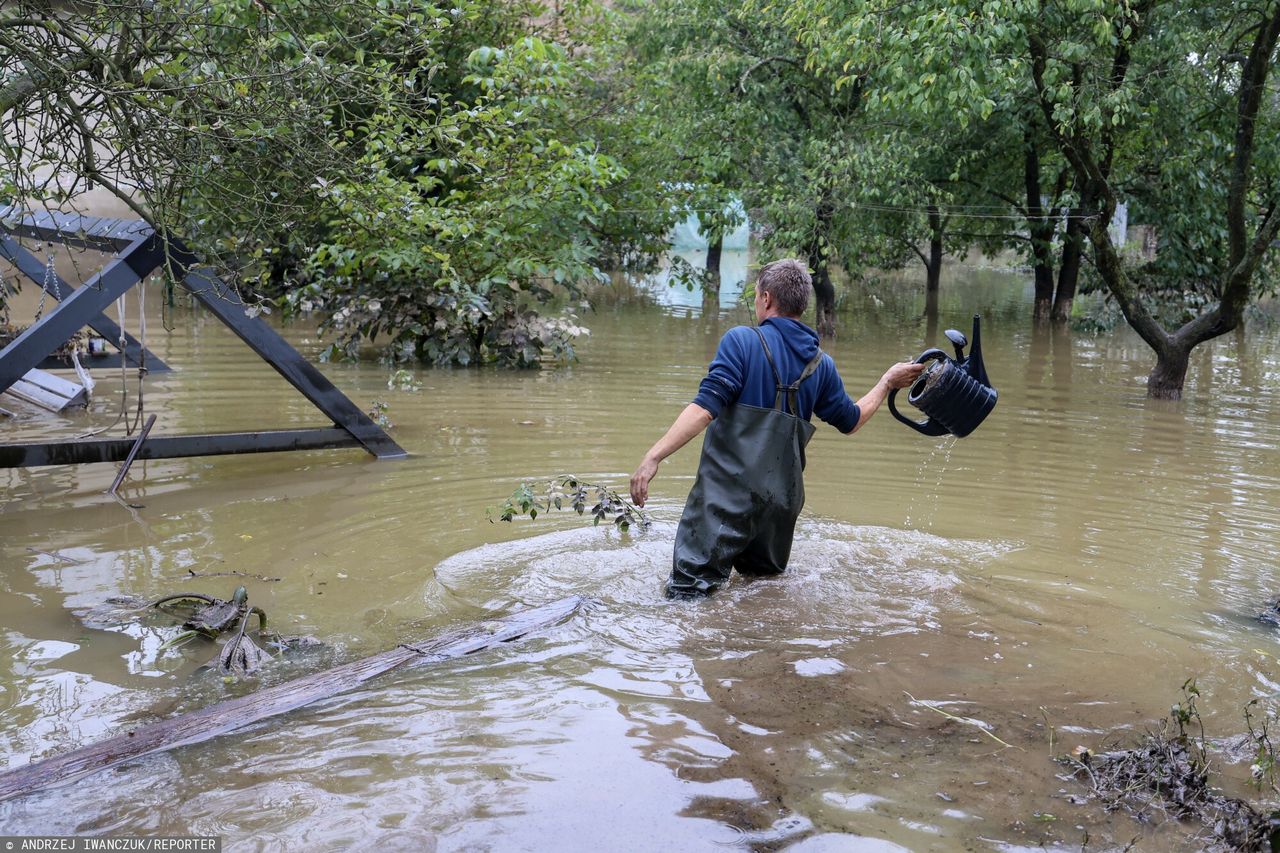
[752,326,825,415]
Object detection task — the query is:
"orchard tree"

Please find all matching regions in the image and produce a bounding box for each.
[786,3,1093,325]
[942,108,1087,323]
[787,0,1280,398]
[1019,0,1280,396]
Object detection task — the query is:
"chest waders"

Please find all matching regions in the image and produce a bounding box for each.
[668,327,825,598]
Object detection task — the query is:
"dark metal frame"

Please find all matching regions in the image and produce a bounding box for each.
[0,210,406,467]
[1,230,169,372]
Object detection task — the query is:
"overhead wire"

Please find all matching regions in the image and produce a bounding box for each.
[604,201,1102,221]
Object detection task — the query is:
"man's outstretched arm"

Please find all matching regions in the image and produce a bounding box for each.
[630,403,714,506]
[845,362,926,435]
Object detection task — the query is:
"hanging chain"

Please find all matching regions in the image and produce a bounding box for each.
[48,253,61,302]
[0,267,10,327]
[34,252,55,320]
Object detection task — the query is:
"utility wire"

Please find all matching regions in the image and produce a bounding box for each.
[606,201,1102,221]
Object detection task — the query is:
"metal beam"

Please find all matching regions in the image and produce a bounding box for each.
[178,266,407,460]
[0,232,171,372]
[0,428,362,467]
[1,210,406,464]
[0,236,164,395]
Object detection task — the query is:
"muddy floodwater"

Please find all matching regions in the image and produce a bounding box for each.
[3,258,1280,851]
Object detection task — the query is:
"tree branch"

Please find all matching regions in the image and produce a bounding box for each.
[738,54,802,94]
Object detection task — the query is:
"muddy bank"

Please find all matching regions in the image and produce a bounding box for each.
[656,620,1256,850]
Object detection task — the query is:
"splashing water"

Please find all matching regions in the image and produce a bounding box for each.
[903,435,959,529]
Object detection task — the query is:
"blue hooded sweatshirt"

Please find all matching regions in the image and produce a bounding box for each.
[691,317,861,433]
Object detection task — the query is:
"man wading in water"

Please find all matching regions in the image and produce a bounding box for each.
[630,259,926,599]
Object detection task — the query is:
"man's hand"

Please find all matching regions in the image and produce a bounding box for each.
[847,361,929,434]
[629,404,714,507]
[630,456,659,507]
[880,361,927,390]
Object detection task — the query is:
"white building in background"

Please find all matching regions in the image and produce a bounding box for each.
[628,198,754,317]
[1041,197,1128,248]
[670,198,750,251]
[1109,202,1128,248]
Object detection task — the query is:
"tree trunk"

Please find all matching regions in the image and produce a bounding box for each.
[1051,208,1086,322]
[704,236,722,298]
[811,263,836,337]
[1087,191,1209,401]
[1031,240,1055,322]
[925,205,944,294]
[1147,345,1191,400]
[1023,141,1055,322]
[808,197,837,338]
[703,235,722,314]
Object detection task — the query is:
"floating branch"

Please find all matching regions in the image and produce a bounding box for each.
[488,476,651,531]
[0,596,585,802]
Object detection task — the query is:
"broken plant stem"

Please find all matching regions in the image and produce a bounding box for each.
[904,692,1022,751]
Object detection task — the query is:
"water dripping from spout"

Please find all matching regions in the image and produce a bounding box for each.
[904,435,959,530]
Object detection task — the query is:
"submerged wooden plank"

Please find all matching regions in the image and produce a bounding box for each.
[0,596,585,802]
[3,369,87,412]
[20,368,84,400]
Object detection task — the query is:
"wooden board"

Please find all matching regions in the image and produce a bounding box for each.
[0,595,585,802]
[1,369,86,412]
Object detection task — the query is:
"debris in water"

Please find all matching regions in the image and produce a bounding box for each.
[0,596,585,802]
[25,547,85,565]
[212,624,271,677]
[153,587,262,637]
[79,595,150,629]
[184,568,282,583]
[1062,682,1280,851]
[78,585,304,680]
[1257,595,1280,627]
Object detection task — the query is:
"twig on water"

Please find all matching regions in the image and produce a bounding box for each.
[904,692,1022,751]
[184,569,283,583]
[25,547,85,565]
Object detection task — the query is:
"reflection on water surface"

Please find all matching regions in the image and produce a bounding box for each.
[2,264,1280,850]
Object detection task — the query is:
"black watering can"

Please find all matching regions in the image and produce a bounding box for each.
[888,315,997,438]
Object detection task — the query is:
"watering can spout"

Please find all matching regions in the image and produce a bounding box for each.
[968,315,991,389]
[886,313,998,438]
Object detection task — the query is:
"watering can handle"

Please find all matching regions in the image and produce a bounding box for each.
[887,348,951,436]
